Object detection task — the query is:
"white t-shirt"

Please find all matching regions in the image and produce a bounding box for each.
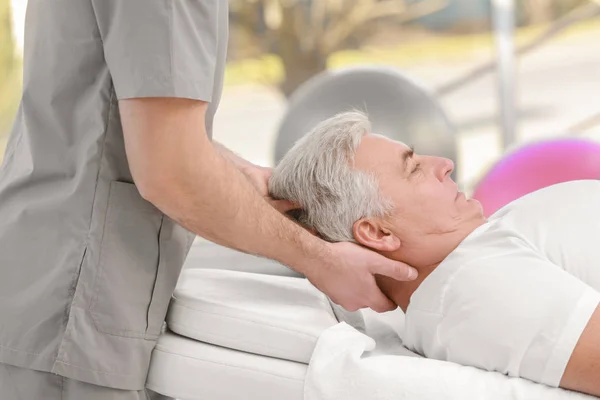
[403,179,600,388]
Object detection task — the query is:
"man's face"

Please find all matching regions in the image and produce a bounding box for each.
[353,134,484,241]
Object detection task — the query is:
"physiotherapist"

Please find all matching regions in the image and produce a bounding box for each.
[0,1,417,398]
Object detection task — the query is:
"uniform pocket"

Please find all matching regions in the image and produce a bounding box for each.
[146,216,195,337]
[89,180,163,338]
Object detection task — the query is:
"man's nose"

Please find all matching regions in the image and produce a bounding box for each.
[436,157,454,181]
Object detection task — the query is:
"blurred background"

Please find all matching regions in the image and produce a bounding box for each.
[2,0,600,204]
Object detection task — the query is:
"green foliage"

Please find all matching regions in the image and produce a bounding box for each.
[224,16,600,88]
[0,0,21,159]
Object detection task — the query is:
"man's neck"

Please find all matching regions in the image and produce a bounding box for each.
[376,263,439,312]
[379,219,487,312]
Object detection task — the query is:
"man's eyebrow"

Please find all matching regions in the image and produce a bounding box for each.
[402,145,415,170]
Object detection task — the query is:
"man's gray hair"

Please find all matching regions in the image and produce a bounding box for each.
[269,111,393,243]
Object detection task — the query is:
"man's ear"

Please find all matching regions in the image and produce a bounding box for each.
[352,218,400,252]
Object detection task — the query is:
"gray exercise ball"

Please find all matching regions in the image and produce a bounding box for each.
[273,66,459,180]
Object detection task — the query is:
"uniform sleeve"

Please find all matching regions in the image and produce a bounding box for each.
[91,0,219,101]
[433,251,600,388]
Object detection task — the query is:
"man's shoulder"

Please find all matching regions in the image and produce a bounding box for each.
[487,179,600,229]
[525,179,600,199]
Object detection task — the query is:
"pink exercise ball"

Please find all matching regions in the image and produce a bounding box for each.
[472,138,600,217]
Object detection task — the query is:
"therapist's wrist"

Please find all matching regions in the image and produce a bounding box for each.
[283,231,331,277]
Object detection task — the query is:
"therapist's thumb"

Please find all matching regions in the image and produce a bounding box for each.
[372,258,418,282]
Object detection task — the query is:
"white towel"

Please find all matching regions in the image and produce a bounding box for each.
[304,322,596,400]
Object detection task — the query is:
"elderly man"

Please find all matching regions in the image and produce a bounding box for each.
[269,111,600,398]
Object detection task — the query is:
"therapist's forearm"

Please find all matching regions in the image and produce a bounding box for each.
[143,135,325,275]
[120,98,327,275]
[213,141,255,171]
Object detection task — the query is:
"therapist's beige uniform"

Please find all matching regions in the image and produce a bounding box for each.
[0,0,228,398]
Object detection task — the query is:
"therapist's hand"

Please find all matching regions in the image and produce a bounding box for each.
[240,164,299,214]
[305,241,418,313]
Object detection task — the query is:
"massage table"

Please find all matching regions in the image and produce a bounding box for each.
[145,240,597,400]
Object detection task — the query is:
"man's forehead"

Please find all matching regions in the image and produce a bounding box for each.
[366,133,408,149]
[354,133,408,171]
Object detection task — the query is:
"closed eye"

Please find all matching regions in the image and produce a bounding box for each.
[411,163,421,174]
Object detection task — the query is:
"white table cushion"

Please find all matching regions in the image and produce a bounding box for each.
[146,331,306,400]
[166,268,341,364]
[185,239,304,277]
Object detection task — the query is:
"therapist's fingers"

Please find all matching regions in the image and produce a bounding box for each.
[269,198,300,214]
[369,289,398,313]
[371,258,418,282]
